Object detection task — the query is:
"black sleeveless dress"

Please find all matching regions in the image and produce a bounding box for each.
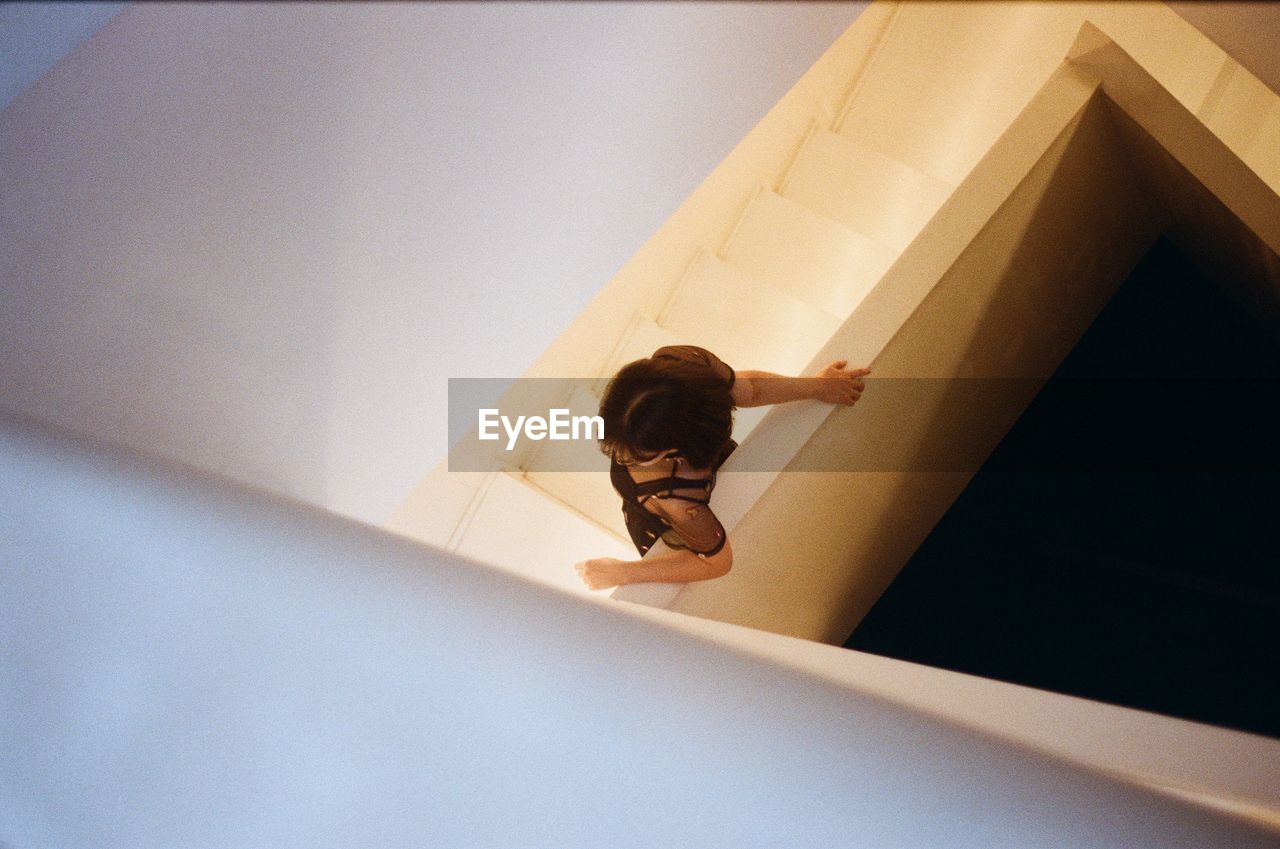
[607,345,737,558]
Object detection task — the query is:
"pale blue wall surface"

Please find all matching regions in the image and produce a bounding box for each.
[0,1,126,112]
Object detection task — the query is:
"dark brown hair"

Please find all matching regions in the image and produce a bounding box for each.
[598,356,735,468]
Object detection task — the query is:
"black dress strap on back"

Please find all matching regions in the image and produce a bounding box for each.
[631,476,714,496]
[637,494,711,508]
[609,439,737,557]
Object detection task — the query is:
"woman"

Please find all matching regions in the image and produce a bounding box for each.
[575,345,870,590]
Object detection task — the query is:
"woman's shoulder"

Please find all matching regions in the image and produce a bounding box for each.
[651,344,712,364]
[650,345,735,388]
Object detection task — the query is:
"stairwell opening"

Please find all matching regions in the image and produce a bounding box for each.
[834,82,1280,739]
[668,69,1280,693]
[844,234,1280,740]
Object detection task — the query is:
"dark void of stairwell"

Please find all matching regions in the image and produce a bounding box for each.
[843,236,1280,740]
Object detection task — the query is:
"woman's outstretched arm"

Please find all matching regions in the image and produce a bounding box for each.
[732,359,870,408]
[576,539,732,590]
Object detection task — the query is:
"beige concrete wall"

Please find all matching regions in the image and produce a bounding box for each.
[1169,2,1280,97]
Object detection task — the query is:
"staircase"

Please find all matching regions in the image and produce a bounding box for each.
[7,3,1280,838]
[389,3,964,592]
[388,0,1280,614]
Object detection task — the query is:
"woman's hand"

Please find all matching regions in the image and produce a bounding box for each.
[812,360,871,405]
[575,557,627,590]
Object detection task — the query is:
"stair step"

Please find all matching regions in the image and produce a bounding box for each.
[523,466,629,543]
[658,249,842,379]
[386,469,489,552]
[730,404,770,445]
[781,127,953,252]
[835,2,1078,186]
[722,189,898,318]
[594,311,683,394]
[522,385,630,538]
[452,470,635,595]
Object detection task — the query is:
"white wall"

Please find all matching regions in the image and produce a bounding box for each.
[0,1,864,525]
[0,1,126,111]
[4,411,1274,848]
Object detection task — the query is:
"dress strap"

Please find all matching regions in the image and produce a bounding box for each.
[632,476,714,496]
[638,493,711,507]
